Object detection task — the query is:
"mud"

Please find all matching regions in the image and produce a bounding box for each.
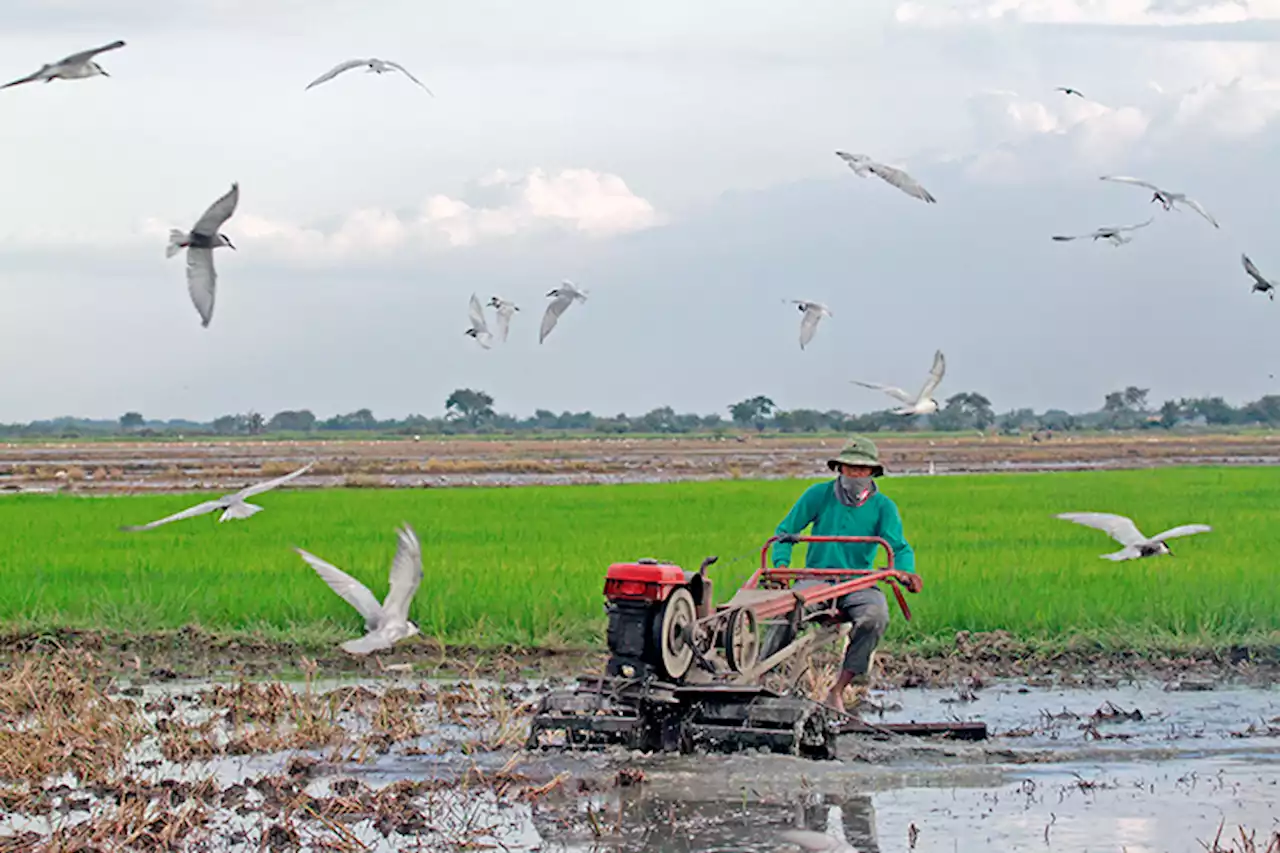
[3,432,1280,493]
[1,651,1277,852]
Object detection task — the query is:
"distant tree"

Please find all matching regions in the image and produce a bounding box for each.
[119,412,144,430]
[1158,400,1182,429]
[1040,409,1076,431]
[445,389,495,429]
[267,409,317,432]
[1123,386,1150,411]
[1241,395,1280,425]
[212,414,243,435]
[1181,396,1236,425]
[245,412,265,435]
[729,395,776,432]
[932,392,995,431]
[1103,391,1127,413]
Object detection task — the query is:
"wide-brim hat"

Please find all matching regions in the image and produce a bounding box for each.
[826,435,886,477]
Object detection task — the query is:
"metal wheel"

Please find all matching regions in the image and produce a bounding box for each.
[656,588,696,681]
[724,607,760,673]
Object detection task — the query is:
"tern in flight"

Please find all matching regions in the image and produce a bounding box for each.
[539,281,588,344]
[2,40,126,89]
[789,300,833,350]
[1052,218,1154,247]
[1242,254,1276,301]
[835,151,936,204]
[1099,176,1219,228]
[852,350,946,416]
[1055,512,1211,560]
[465,293,494,349]
[120,461,314,531]
[165,183,239,328]
[1056,86,1085,98]
[305,58,433,94]
[487,297,519,343]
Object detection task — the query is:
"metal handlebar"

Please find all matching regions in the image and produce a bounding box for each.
[752,534,915,621]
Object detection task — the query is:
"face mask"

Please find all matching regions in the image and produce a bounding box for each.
[836,474,876,507]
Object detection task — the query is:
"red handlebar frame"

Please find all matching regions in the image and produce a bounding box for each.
[745,534,914,621]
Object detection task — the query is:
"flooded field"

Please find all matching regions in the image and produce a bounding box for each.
[4,432,1280,493]
[2,653,1277,852]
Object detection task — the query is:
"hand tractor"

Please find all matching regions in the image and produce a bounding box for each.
[526,535,987,760]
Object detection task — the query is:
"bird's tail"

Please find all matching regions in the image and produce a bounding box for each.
[165,229,187,259]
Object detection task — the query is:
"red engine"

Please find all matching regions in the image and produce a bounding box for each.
[602,558,712,681]
[604,561,689,602]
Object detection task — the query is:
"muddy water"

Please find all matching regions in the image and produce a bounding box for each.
[4,678,1277,851]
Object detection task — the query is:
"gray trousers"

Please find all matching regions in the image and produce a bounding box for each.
[760,583,890,681]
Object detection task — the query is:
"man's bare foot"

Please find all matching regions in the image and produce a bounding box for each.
[824,690,845,714]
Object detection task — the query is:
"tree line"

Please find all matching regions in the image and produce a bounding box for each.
[4,386,1280,439]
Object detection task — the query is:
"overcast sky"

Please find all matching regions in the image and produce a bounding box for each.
[3,0,1280,423]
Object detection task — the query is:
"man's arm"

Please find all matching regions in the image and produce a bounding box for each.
[878,497,916,575]
[771,484,824,567]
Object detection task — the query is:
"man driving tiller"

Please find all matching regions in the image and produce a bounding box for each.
[769,436,922,714]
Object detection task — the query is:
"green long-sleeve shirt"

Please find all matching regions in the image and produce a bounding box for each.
[771,480,916,573]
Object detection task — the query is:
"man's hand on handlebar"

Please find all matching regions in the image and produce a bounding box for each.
[900,572,923,594]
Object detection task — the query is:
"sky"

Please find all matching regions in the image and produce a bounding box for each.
[3,0,1280,423]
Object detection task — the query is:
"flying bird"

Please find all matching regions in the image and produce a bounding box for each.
[165,183,240,328]
[1241,254,1276,301]
[835,151,936,204]
[120,461,314,532]
[1056,86,1085,98]
[296,524,423,655]
[305,58,433,94]
[1099,176,1219,228]
[1055,512,1211,560]
[487,297,519,342]
[789,300,833,350]
[852,350,946,416]
[539,281,588,344]
[778,829,857,852]
[1,40,126,89]
[1051,218,1154,247]
[465,293,493,349]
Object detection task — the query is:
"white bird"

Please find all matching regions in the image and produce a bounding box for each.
[165,183,240,328]
[789,300,833,350]
[305,58,433,94]
[540,281,588,344]
[487,296,520,342]
[1055,512,1212,560]
[296,524,423,655]
[778,829,857,852]
[852,350,946,416]
[465,293,493,349]
[835,151,936,204]
[120,461,314,532]
[1,40,126,89]
[1051,218,1154,247]
[1099,176,1219,228]
[1242,253,1276,301]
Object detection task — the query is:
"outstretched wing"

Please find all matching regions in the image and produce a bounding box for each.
[777,829,851,852]
[494,303,515,342]
[867,161,936,203]
[539,293,574,343]
[59,40,127,66]
[186,248,217,328]
[305,59,367,90]
[234,460,315,500]
[798,307,824,349]
[468,293,489,335]
[916,349,946,401]
[1099,175,1161,192]
[1179,197,1219,228]
[340,632,395,655]
[295,548,383,629]
[851,380,914,404]
[1116,217,1154,232]
[1242,253,1269,287]
[1150,523,1212,543]
[120,499,225,532]
[1051,233,1086,242]
[385,61,434,95]
[834,150,871,175]
[1055,512,1146,547]
[380,525,423,624]
[193,183,239,236]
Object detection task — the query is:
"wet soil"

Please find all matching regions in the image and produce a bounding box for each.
[4,432,1280,493]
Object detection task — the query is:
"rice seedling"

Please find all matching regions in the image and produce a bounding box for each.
[0,467,1277,654]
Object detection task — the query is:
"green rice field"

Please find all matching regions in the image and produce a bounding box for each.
[1,467,1276,654]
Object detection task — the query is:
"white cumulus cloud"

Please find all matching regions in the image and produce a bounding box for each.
[894,0,1268,27]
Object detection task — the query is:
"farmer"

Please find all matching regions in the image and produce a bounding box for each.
[769,435,921,714]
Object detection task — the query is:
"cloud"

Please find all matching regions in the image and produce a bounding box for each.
[893,0,1271,27]
[134,168,663,265]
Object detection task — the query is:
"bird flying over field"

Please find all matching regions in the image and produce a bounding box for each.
[165,183,240,328]
[120,461,314,531]
[2,40,126,89]
[487,297,519,343]
[852,350,946,416]
[1056,86,1084,98]
[1051,218,1153,247]
[835,151,936,204]
[465,293,493,349]
[305,58,432,94]
[1241,253,1276,301]
[1055,512,1211,560]
[789,300,832,350]
[1099,176,1219,228]
[540,280,588,344]
[295,524,423,655]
